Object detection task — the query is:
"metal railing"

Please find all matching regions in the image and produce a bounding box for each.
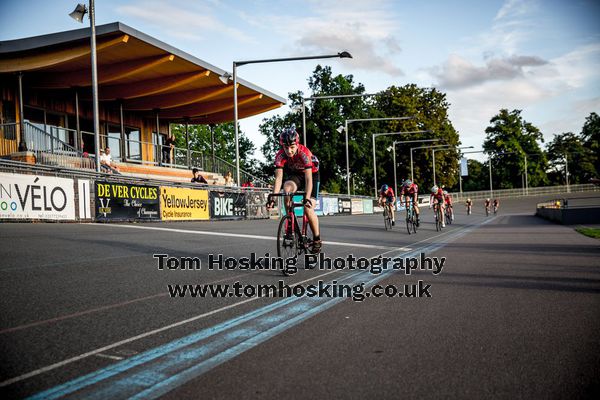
[8,122,268,186]
[21,122,95,170]
[537,195,600,210]
[452,184,599,201]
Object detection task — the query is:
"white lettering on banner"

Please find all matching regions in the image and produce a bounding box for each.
[214,197,233,216]
[78,180,91,219]
[0,172,75,220]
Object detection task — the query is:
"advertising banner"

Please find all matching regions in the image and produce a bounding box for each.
[338,197,352,215]
[351,199,364,214]
[160,187,209,221]
[322,197,338,215]
[373,199,384,213]
[460,157,469,176]
[314,196,323,216]
[362,199,373,214]
[0,172,75,220]
[210,191,247,219]
[95,181,159,221]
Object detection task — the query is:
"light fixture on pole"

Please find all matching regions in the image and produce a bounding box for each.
[301,92,379,145]
[389,138,441,196]
[409,144,450,184]
[431,146,473,186]
[229,52,352,186]
[340,116,415,195]
[371,130,430,197]
[70,1,100,173]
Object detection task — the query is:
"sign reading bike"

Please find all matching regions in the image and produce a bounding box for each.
[96,181,159,221]
[0,172,75,220]
[210,191,246,219]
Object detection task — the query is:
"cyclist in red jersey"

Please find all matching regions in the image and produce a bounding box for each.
[378,184,396,226]
[266,126,321,253]
[429,185,446,227]
[400,179,420,227]
[443,190,453,222]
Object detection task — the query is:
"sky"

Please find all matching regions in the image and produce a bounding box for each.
[1,0,599,162]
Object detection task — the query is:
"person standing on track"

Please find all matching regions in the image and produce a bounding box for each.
[266,126,322,253]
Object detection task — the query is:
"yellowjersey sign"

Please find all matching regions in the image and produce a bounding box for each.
[160,187,209,220]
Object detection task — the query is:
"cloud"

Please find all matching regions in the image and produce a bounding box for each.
[246,0,405,76]
[432,54,548,89]
[115,1,253,43]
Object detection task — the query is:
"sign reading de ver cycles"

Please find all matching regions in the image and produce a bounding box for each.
[95,181,159,221]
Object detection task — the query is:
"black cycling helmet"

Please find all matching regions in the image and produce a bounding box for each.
[279,125,299,147]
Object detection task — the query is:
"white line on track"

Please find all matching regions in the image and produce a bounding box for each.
[85,223,407,251]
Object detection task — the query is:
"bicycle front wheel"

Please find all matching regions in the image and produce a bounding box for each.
[384,208,392,230]
[277,215,298,272]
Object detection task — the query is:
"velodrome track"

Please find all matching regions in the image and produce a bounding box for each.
[1,193,599,399]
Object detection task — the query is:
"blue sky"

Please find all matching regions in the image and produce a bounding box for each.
[1,0,599,162]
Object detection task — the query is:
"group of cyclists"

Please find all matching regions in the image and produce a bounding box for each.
[266,125,500,256]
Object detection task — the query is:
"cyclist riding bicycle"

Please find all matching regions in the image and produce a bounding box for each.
[266,126,322,253]
[484,198,491,215]
[429,185,445,228]
[493,198,499,213]
[443,190,454,222]
[465,197,473,214]
[378,184,396,226]
[400,179,420,227]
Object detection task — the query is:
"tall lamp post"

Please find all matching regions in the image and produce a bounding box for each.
[371,130,431,197]
[338,116,415,195]
[301,93,379,145]
[70,1,100,172]
[409,144,449,183]
[223,52,352,186]
[431,146,474,186]
[389,138,441,196]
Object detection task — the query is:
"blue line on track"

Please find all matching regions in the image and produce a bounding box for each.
[28,218,493,400]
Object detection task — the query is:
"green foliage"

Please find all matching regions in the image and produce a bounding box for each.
[259,67,460,195]
[460,159,488,191]
[170,122,255,171]
[546,132,596,184]
[581,112,600,175]
[483,109,548,189]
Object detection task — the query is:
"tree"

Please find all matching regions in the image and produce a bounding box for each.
[483,109,548,189]
[581,112,600,177]
[259,65,371,193]
[374,84,460,191]
[546,132,596,184]
[460,159,488,192]
[170,122,256,176]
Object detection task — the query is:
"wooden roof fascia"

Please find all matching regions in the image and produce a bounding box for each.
[31,54,175,88]
[123,83,237,110]
[0,35,129,73]
[195,102,283,123]
[97,70,210,100]
[157,93,263,119]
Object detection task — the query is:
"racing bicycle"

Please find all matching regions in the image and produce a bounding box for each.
[383,202,393,230]
[405,198,417,234]
[433,200,444,231]
[269,192,314,275]
[445,204,453,225]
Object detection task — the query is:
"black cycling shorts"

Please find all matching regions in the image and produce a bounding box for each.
[284,169,320,199]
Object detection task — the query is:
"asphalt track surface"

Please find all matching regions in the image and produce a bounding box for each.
[1,193,599,399]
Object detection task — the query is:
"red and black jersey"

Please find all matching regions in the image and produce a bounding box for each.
[274,144,317,174]
[401,183,418,196]
[380,188,395,198]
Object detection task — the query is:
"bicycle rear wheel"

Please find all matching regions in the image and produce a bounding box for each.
[436,207,442,231]
[277,215,298,274]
